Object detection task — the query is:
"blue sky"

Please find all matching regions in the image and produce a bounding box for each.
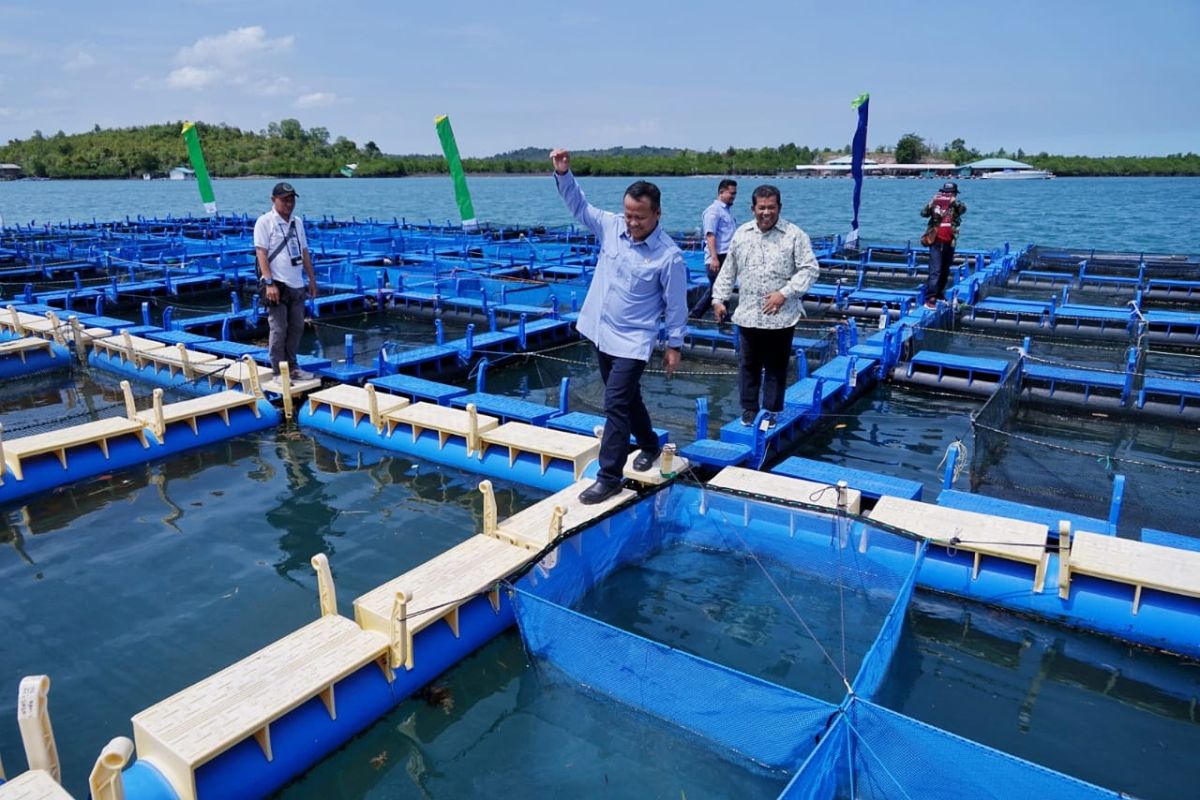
[1,0,1196,157]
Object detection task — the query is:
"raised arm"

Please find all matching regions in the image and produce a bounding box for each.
[550,148,610,239]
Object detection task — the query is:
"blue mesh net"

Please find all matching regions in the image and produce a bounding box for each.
[780,700,1125,799]
[508,482,1126,797]
[777,717,850,800]
[513,588,837,770]
[850,535,925,700]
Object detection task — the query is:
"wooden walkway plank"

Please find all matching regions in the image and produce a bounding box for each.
[0,338,54,361]
[307,385,409,429]
[480,423,599,480]
[0,770,75,800]
[868,496,1049,591]
[492,478,636,549]
[354,534,531,669]
[132,616,388,800]
[1067,531,1200,613]
[383,403,499,454]
[708,466,863,514]
[3,417,149,480]
[137,391,261,438]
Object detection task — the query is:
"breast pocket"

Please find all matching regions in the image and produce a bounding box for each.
[614,258,660,301]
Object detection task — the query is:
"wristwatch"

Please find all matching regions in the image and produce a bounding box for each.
[264,278,274,286]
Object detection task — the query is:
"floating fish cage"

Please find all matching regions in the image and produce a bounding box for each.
[0,217,1197,800]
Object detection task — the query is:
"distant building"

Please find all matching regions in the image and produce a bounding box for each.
[0,163,23,180]
[962,158,1053,179]
[793,155,955,178]
[168,166,196,180]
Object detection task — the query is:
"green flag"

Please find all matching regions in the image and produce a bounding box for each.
[181,121,216,214]
[435,115,477,230]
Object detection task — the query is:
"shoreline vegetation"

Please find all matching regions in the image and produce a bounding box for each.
[2,119,1198,180]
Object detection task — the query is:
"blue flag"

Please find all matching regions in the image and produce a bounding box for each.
[848,93,870,248]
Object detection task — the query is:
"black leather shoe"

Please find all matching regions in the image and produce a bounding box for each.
[578,481,622,505]
[632,448,660,472]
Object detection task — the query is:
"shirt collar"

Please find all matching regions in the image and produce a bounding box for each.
[619,223,661,248]
[751,218,787,236]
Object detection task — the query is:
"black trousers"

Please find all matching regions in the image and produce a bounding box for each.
[596,348,658,486]
[689,252,727,318]
[926,242,955,301]
[738,326,796,413]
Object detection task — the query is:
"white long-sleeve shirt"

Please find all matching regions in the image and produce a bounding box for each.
[712,219,820,329]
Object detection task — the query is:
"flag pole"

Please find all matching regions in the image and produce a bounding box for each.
[847,93,870,248]
[181,121,217,215]
[435,115,478,231]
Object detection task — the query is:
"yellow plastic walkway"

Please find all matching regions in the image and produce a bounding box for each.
[479,423,599,481]
[1064,531,1200,612]
[3,417,150,481]
[491,478,635,550]
[869,496,1050,591]
[131,616,389,800]
[0,771,74,800]
[708,466,863,514]
[137,391,261,441]
[354,534,531,670]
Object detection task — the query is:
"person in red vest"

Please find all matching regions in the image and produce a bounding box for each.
[920,182,967,309]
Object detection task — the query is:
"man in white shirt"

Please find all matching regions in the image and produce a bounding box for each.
[253,182,318,379]
[712,185,820,427]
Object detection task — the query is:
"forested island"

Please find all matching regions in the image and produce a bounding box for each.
[1,120,1197,179]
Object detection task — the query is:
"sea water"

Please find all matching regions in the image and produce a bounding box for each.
[0,176,1197,797]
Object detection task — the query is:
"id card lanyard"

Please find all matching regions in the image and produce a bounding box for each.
[276,219,300,262]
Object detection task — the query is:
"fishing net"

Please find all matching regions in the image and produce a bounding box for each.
[968,353,1023,487]
[969,403,1200,539]
[777,700,1123,799]
[509,483,923,773]
[509,483,1132,797]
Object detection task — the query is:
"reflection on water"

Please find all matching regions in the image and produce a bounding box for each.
[0,420,542,795]
[879,592,1200,800]
[788,383,978,497]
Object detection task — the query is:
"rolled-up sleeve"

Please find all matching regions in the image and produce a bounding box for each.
[780,230,820,299]
[662,252,689,348]
[701,206,719,237]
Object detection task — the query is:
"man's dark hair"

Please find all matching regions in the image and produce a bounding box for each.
[718,178,737,192]
[751,184,782,208]
[624,180,661,211]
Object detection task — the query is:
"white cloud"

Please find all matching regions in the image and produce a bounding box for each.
[167,65,218,90]
[175,25,293,70]
[164,26,294,92]
[295,92,337,109]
